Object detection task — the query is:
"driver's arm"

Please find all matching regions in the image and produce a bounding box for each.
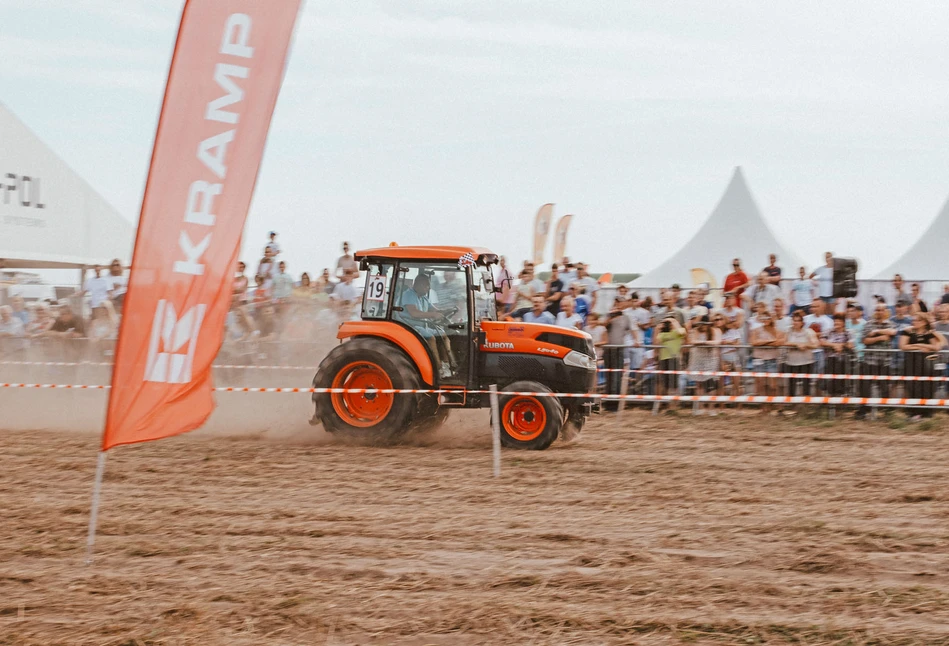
[404,303,443,320]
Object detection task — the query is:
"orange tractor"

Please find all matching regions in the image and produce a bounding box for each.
[310,246,597,449]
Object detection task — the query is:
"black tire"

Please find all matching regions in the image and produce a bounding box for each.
[312,337,421,441]
[497,381,563,450]
[560,406,586,443]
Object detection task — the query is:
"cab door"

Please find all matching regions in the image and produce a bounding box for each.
[392,262,470,385]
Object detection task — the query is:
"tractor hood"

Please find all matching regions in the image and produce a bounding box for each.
[479,320,595,360]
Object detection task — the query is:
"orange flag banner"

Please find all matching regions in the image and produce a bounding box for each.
[552,214,574,264]
[531,203,554,266]
[102,0,302,450]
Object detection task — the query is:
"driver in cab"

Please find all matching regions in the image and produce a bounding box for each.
[396,273,457,379]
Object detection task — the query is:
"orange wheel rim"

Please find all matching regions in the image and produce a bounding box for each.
[502,396,547,441]
[331,361,394,428]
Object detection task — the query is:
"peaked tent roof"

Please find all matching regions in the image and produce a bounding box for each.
[0,102,133,269]
[631,167,804,288]
[874,194,949,279]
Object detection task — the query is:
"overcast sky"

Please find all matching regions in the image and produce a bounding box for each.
[3,0,948,279]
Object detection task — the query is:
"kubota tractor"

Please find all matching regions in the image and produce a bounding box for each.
[310,246,597,449]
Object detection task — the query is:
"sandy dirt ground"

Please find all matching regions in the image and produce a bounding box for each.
[3,408,949,645]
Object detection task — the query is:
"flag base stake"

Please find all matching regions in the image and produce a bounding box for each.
[85,451,107,565]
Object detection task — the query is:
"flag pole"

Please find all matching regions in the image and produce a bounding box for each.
[85,451,108,564]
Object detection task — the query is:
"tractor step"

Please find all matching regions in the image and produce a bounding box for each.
[438,389,467,406]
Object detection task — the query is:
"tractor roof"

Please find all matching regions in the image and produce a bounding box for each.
[355,245,496,263]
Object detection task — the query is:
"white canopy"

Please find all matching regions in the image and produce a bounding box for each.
[0,102,133,269]
[631,167,804,288]
[874,194,949,280]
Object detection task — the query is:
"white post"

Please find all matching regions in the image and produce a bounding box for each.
[617,360,630,422]
[489,384,501,478]
[85,451,108,564]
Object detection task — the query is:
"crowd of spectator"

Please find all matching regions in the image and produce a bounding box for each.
[3,244,949,420]
[510,253,948,421]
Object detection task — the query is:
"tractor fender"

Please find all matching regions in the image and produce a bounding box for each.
[337,321,434,385]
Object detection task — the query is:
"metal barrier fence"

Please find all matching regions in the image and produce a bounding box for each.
[597,343,949,415]
[3,338,949,414]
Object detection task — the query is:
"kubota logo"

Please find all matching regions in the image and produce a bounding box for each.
[145,300,207,383]
[483,341,514,350]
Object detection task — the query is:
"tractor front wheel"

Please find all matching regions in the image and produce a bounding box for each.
[498,381,563,450]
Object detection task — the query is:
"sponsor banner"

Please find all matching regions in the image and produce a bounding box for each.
[531,203,554,266]
[102,0,302,450]
[552,214,573,264]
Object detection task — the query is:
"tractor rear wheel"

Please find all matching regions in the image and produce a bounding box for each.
[498,381,563,450]
[312,338,421,441]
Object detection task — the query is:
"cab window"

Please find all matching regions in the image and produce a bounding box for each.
[361,262,394,319]
[474,269,498,322]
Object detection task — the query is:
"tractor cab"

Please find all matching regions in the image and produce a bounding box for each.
[354,246,499,386]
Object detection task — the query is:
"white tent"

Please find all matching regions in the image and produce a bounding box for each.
[0,102,133,270]
[874,194,949,279]
[631,167,804,288]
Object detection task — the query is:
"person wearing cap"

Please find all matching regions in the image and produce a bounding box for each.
[723,259,751,301]
[265,231,280,257]
[890,299,914,346]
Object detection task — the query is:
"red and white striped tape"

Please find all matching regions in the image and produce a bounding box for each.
[600,368,948,382]
[3,360,946,382]
[1,382,947,407]
[0,361,315,370]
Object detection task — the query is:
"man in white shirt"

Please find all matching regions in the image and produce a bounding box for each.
[332,270,359,321]
[625,292,653,336]
[559,258,578,286]
[264,231,281,257]
[574,263,599,310]
[555,296,583,330]
[810,252,834,303]
[804,297,834,373]
[683,290,709,323]
[336,241,358,280]
[789,266,814,315]
[744,272,781,310]
[803,298,833,336]
[272,261,294,301]
[82,265,114,310]
[525,265,546,297]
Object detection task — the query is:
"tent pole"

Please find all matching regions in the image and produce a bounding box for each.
[85,451,108,565]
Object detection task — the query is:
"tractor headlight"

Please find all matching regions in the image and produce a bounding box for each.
[563,350,596,370]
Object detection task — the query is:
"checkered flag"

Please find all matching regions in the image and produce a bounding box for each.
[457,252,476,269]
